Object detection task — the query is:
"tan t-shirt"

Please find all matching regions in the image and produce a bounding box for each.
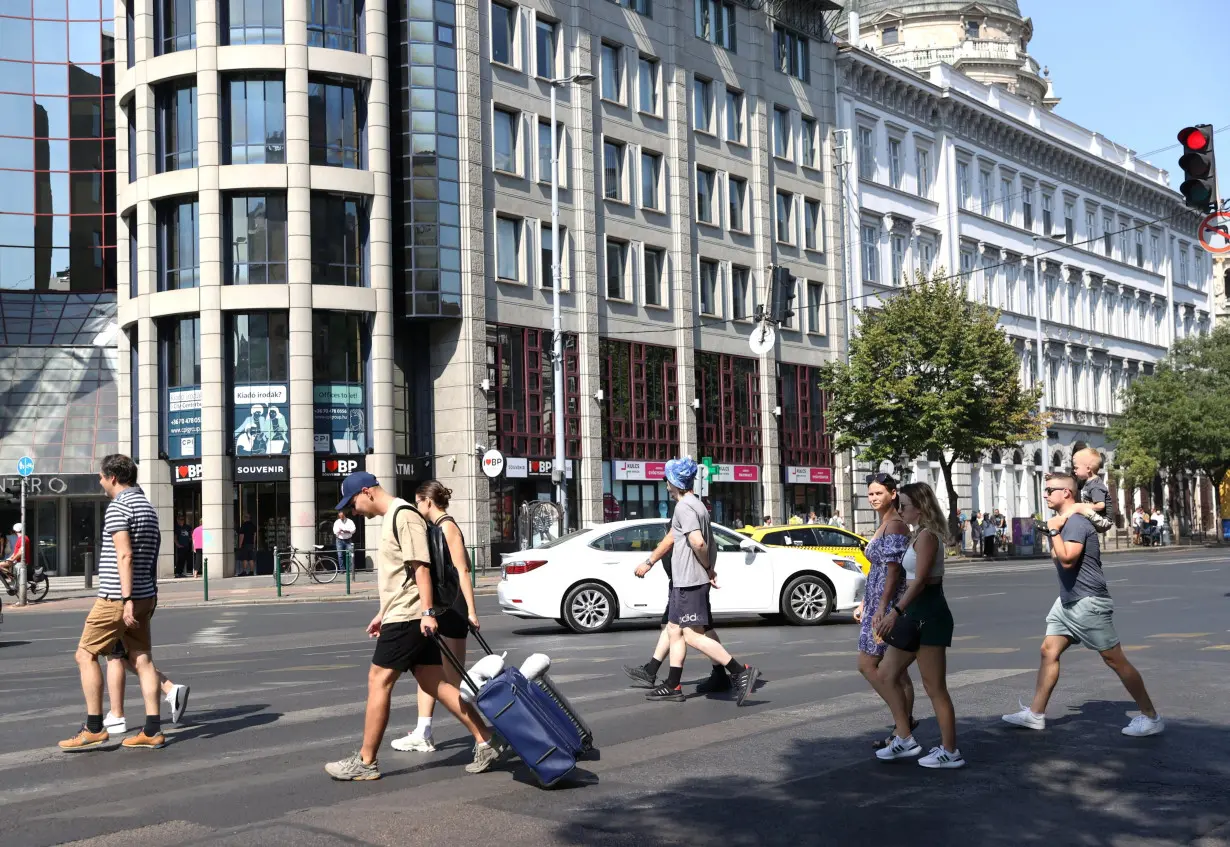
[378,499,432,624]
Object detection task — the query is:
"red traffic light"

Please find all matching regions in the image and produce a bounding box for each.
[1179,126,1210,151]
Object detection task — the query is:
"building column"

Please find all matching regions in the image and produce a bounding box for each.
[669,61,698,458]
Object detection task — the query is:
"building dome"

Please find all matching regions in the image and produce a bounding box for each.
[836,0,1023,24]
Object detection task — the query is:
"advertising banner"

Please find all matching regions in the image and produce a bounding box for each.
[167,386,202,460]
[613,460,666,481]
[313,383,366,454]
[233,384,290,456]
[785,466,833,485]
[710,464,760,483]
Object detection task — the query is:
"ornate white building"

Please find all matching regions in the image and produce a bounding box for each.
[833,4,1217,531]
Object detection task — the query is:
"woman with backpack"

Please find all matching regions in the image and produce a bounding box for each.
[391,480,480,753]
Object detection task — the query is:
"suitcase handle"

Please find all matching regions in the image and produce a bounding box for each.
[468,622,495,657]
[429,631,483,696]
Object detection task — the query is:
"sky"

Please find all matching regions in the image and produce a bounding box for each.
[1022,0,1229,198]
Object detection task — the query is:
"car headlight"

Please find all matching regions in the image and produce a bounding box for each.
[835,558,862,574]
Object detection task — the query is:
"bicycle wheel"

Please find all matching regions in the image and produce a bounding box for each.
[311,556,339,584]
[280,556,301,586]
[29,575,49,602]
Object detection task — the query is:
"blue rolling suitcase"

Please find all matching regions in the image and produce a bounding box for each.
[434,634,579,787]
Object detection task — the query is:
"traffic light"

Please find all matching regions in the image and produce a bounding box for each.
[1177,124,1217,212]
[769,266,796,325]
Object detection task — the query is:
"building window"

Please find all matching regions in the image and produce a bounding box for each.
[1085,209,1095,243]
[699,259,720,315]
[609,0,651,15]
[491,2,517,66]
[693,76,713,132]
[1135,230,1144,268]
[731,265,751,319]
[538,221,568,290]
[979,168,993,215]
[157,197,200,291]
[725,88,744,143]
[1150,233,1160,268]
[891,233,906,284]
[311,194,364,286]
[308,78,362,168]
[222,0,284,45]
[861,224,879,283]
[728,175,747,231]
[774,26,808,82]
[804,199,821,251]
[807,281,823,333]
[696,166,716,224]
[126,1,136,67]
[1001,178,1014,223]
[802,117,818,168]
[696,0,736,50]
[495,215,522,282]
[227,195,288,286]
[644,246,665,306]
[535,17,557,79]
[858,126,875,180]
[957,160,971,209]
[1179,244,1189,284]
[606,238,629,300]
[1041,191,1053,234]
[641,150,662,210]
[1103,214,1113,256]
[155,80,197,172]
[493,107,519,174]
[604,140,626,201]
[537,120,564,185]
[224,76,286,164]
[1064,200,1075,242]
[776,191,793,244]
[1118,217,1129,259]
[231,312,290,385]
[127,213,139,297]
[601,42,623,102]
[1022,182,1034,229]
[965,19,979,39]
[308,0,361,50]
[638,55,659,114]
[156,0,196,54]
[919,237,935,275]
[773,106,791,159]
[887,137,903,188]
[882,26,898,46]
[915,147,930,196]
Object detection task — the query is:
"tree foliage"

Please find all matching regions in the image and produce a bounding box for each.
[1108,324,1230,524]
[817,272,1045,536]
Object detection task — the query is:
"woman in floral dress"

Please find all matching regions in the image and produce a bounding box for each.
[854,473,915,747]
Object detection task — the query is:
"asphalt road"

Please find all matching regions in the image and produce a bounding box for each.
[1,547,1228,846]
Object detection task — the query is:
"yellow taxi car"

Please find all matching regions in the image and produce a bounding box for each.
[736,524,871,575]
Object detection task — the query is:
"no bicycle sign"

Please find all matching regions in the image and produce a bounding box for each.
[1197,211,1230,254]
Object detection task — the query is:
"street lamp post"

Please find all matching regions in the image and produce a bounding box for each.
[549,73,593,532]
[1032,234,1050,486]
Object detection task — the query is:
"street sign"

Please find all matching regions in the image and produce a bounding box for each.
[16,456,34,477]
[481,448,505,478]
[1197,211,1230,254]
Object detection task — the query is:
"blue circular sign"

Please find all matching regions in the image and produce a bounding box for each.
[16,456,34,477]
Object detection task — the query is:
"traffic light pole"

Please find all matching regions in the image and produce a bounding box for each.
[17,477,27,607]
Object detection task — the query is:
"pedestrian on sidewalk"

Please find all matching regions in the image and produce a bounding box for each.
[237,514,257,577]
[855,473,916,749]
[60,454,166,752]
[192,522,203,578]
[643,457,759,705]
[324,471,507,781]
[333,511,356,573]
[174,514,192,579]
[871,482,963,768]
[981,512,998,558]
[391,480,482,753]
[831,511,845,529]
[1002,473,1164,737]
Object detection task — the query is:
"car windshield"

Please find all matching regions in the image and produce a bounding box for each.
[533,528,593,549]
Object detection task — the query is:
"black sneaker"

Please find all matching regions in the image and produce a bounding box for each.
[730,665,760,706]
[645,683,685,702]
[696,669,732,693]
[623,664,657,688]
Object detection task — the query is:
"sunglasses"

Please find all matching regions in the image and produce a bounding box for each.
[865,472,896,485]
[1043,486,1068,495]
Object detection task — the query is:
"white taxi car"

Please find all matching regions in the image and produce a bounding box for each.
[497,519,866,634]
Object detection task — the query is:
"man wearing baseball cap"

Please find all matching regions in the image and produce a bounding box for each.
[323,471,508,780]
[643,457,759,705]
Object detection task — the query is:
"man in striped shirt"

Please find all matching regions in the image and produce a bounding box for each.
[60,454,167,751]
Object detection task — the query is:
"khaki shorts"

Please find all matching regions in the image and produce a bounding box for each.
[78,597,157,657]
[1045,595,1119,653]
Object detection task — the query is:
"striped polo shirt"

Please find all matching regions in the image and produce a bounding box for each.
[98,486,161,601]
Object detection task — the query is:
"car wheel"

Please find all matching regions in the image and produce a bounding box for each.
[562,583,616,633]
[781,574,834,626]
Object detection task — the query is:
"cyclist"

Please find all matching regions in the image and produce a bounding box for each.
[0,523,30,579]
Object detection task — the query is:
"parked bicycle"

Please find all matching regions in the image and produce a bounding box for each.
[276,546,339,585]
[0,562,50,601]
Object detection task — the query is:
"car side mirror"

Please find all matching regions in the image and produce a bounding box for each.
[739,539,756,552]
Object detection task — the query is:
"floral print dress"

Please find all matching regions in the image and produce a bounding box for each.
[858,532,910,656]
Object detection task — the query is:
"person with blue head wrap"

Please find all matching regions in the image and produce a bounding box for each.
[663,457,698,491]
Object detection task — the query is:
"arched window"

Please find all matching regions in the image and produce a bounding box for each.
[1012,449,1024,465]
[991,450,1003,465]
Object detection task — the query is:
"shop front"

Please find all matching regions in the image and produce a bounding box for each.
[605,460,670,522]
[316,455,367,569]
[0,473,109,576]
[233,456,290,575]
[783,465,835,522]
[489,458,577,557]
[705,464,762,529]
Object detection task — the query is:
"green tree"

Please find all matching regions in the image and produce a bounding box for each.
[817,272,1045,538]
[1107,324,1230,531]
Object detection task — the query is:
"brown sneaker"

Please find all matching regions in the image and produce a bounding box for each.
[58,726,109,751]
[121,731,167,750]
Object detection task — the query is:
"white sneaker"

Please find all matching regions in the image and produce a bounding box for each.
[390,732,436,752]
[1001,699,1046,731]
[875,735,922,761]
[165,684,190,724]
[918,746,966,769]
[103,713,127,733]
[1122,713,1164,737]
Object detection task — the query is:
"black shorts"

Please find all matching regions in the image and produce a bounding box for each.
[436,608,469,640]
[661,582,714,628]
[668,584,712,628]
[371,621,441,673]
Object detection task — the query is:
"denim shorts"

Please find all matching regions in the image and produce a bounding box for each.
[1045,595,1119,653]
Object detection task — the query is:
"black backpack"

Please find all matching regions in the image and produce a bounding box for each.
[391,504,462,611]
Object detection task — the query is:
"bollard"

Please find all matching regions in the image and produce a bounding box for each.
[274,547,282,597]
[203,557,209,602]
[469,546,477,588]
[83,551,93,590]
[345,548,352,595]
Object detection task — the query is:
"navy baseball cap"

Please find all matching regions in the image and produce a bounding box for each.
[336,471,380,510]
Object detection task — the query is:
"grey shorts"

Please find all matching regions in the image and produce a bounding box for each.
[1045,595,1119,653]
[668,584,711,628]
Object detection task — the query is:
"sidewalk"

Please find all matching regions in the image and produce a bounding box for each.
[6,570,505,614]
[945,537,1218,565]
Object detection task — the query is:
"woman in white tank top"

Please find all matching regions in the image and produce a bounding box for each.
[871,481,964,769]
